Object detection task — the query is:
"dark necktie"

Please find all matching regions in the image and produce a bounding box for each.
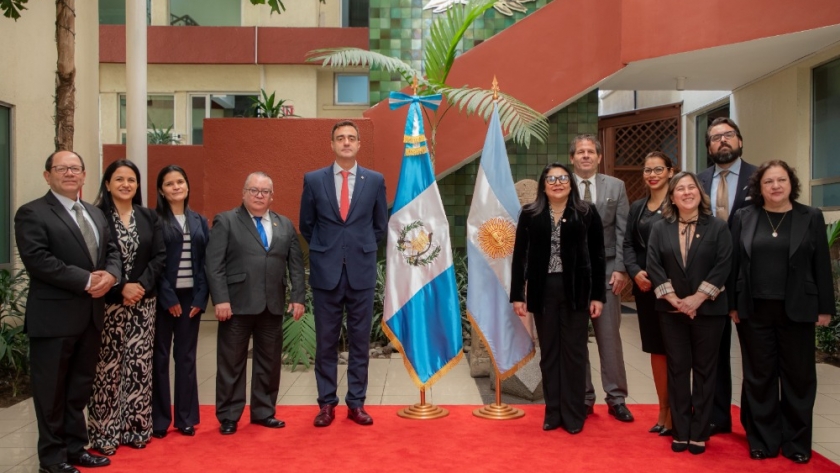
[582,180,592,203]
[73,202,98,265]
[716,170,730,222]
[254,216,269,251]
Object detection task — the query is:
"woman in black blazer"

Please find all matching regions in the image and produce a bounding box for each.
[510,163,606,435]
[623,152,675,436]
[646,171,732,455]
[729,160,834,464]
[88,160,166,454]
[151,165,210,439]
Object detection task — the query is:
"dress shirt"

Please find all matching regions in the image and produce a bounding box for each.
[247,210,273,244]
[333,161,357,206]
[709,158,742,219]
[573,174,598,204]
[50,190,100,244]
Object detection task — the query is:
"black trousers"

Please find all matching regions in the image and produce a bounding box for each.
[659,312,726,442]
[152,288,202,431]
[711,319,734,429]
[215,309,284,423]
[29,321,101,466]
[533,274,590,431]
[739,299,816,457]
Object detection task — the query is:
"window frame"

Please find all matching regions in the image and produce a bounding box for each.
[810,55,840,210]
[0,102,13,268]
[188,92,259,145]
[334,73,370,106]
[118,93,176,144]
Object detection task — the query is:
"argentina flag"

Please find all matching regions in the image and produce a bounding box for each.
[382,91,463,389]
[467,103,534,379]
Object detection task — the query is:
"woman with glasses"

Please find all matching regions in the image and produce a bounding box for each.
[623,152,675,437]
[88,160,166,454]
[511,163,605,434]
[729,161,834,464]
[151,165,210,439]
[646,172,732,455]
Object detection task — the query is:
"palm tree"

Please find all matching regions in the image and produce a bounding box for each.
[307,0,548,161]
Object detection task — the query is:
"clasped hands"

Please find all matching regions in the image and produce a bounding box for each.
[87,270,117,298]
[214,302,305,322]
[665,292,707,319]
[514,300,603,319]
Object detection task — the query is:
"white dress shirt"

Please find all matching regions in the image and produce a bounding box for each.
[573,174,598,204]
[51,190,100,244]
[247,210,273,245]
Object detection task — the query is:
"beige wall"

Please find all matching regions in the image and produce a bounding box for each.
[148,0,340,27]
[0,0,100,262]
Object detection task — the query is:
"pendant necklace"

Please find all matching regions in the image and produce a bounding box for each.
[764,209,788,237]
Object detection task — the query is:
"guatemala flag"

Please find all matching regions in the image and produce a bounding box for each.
[382,91,463,389]
[467,104,535,379]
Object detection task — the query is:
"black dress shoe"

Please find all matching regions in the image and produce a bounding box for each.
[564,426,582,435]
[671,441,689,453]
[314,404,336,427]
[253,416,285,428]
[68,451,111,468]
[688,443,706,455]
[151,429,167,439]
[348,407,374,426]
[585,405,594,416]
[658,428,673,437]
[39,463,79,473]
[649,423,664,433]
[787,453,810,464]
[750,450,768,460]
[220,420,238,435]
[708,423,731,435]
[608,403,634,422]
[542,421,561,431]
[178,426,196,436]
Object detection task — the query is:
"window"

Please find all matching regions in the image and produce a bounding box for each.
[99,0,150,25]
[190,94,258,144]
[812,57,840,208]
[341,0,369,27]
[335,74,369,105]
[169,0,240,26]
[119,95,175,144]
[0,105,10,265]
[694,103,729,171]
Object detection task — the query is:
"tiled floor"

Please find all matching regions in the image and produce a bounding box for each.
[2,311,840,471]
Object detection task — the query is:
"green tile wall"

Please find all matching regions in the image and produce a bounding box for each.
[439,90,599,250]
[368,0,554,104]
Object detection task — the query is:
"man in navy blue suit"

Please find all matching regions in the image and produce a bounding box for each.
[300,120,388,427]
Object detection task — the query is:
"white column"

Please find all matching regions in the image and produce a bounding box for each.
[126,0,148,204]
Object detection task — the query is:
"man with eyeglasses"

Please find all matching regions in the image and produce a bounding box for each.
[206,172,306,435]
[15,151,121,473]
[569,134,634,423]
[697,117,757,436]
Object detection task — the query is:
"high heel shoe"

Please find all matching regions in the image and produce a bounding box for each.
[688,442,706,455]
[95,445,116,456]
[123,441,146,449]
[649,424,665,433]
[658,428,673,437]
[671,441,689,453]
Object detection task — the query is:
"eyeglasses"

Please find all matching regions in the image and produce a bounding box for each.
[245,188,273,197]
[710,131,737,143]
[545,175,570,184]
[52,165,84,175]
[643,166,668,176]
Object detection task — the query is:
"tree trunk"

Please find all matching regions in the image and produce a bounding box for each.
[55,0,75,151]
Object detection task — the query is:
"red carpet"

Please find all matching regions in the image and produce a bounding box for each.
[95,405,839,473]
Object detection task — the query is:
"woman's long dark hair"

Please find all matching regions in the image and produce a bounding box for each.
[95,159,143,218]
[523,162,589,217]
[156,165,192,241]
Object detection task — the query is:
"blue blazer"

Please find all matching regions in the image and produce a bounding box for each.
[156,209,210,312]
[299,164,388,291]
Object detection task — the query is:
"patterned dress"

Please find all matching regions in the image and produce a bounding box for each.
[88,210,156,449]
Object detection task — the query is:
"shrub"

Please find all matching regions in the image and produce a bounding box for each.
[0,269,29,397]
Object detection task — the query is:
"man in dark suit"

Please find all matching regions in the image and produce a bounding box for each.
[299,120,387,427]
[206,172,306,435]
[570,135,634,423]
[696,117,757,435]
[15,150,121,473]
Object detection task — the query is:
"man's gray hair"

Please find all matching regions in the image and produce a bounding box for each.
[244,171,273,189]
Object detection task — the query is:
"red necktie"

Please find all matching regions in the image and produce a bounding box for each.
[340,170,350,221]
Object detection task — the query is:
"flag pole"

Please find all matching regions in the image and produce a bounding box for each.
[397,386,449,419]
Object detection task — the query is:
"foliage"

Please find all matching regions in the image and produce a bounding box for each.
[249,89,298,118]
[307,0,548,156]
[249,0,325,15]
[817,222,840,357]
[0,269,30,397]
[0,0,27,20]
[147,123,180,145]
[453,251,471,341]
[827,220,840,248]
[282,285,317,371]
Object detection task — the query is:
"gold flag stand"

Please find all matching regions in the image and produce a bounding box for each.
[473,368,525,420]
[397,387,449,419]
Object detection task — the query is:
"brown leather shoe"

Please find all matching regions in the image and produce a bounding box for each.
[348,407,373,426]
[314,404,336,427]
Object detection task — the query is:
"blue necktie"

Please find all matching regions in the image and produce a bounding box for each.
[254,216,269,251]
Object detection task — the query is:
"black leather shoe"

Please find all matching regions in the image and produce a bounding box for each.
[39,463,79,473]
[709,423,732,435]
[750,450,768,460]
[688,443,706,455]
[220,420,237,435]
[608,403,634,422]
[649,423,664,433]
[348,407,374,426]
[671,441,689,453]
[314,404,336,427]
[658,428,673,437]
[564,426,582,435]
[68,451,111,468]
[151,429,167,439]
[253,416,285,428]
[787,453,810,464]
[542,420,561,431]
[178,426,196,436]
[585,405,594,416]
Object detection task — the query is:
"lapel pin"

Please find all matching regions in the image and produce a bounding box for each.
[696,234,700,238]
[562,218,566,223]
[273,222,278,227]
[361,175,365,180]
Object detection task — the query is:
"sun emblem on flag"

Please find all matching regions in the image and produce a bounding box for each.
[477,217,516,259]
[396,220,441,266]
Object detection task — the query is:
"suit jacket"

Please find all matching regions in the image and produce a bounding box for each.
[510,203,607,313]
[103,205,166,305]
[623,196,664,285]
[728,202,836,322]
[299,164,387,291]
[577,173,629,276]
[14,192,122,337]
[646,215,732,316]
[206,205,305,315]
[697,159,757,227]
[156,209,210,312]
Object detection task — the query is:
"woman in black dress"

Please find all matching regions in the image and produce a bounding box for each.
[623,151,674,436]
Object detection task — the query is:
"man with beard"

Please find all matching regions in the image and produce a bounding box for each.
[697,117,756,436]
